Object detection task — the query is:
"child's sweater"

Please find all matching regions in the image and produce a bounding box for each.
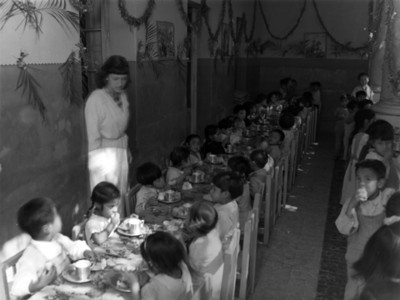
[136,185,158,214]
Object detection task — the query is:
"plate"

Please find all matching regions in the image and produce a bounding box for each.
[116,227,146,237]
[104,270,131,293]
[61,265,92,284]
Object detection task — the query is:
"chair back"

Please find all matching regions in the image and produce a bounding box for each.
[0,250,23,300]
[124,183,142,217]
[249,192,260,293]
[220,228,240,300]
[237,211,255,300]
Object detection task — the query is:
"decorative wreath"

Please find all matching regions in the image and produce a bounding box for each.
[118,0,155,28]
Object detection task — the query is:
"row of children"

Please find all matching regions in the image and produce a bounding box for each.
[336,107,400,299]
[334,72,376,160]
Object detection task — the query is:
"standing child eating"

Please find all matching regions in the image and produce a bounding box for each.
[12,198,93,298]
[336,160,394,300]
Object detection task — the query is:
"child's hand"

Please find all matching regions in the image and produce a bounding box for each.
[111,212,120,227]
[29,265,57,293]
[355,187,368,202]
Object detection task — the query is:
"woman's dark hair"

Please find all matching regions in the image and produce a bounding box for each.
[169,146,190,167]
[353,222,400,282]
[227,156,251,180]
[18,198,56,240]
[367,119,394,142]
[187,201,218,237]
[95,55,131,89]
[136,162,162,185]
[140,231,186,274]
[279,113,295,130]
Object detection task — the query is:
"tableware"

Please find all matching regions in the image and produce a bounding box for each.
[104,270,131,293]
[158,190,181,204]
[166,190,175,202]
[118,218,146,237]
[62,263,92,283]
[190,171,204,183]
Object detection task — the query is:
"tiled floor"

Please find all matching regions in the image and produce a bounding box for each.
[249,136,346,300]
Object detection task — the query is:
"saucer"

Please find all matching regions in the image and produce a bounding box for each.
[61,265,92,283]
[117,226,146,237]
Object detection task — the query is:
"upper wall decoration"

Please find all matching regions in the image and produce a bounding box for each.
[156,21,175,59]
[118,0,155,28]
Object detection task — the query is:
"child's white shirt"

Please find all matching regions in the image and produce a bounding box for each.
[214,199,239,241]
[141,262,193,300]
[352,85,374,101]
[85,214,118,248]
[336,188,394,236]
[166,166,183,186]
[11,234,89,297]
[136,185,158,214]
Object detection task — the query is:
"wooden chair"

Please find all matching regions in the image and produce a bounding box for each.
[221,228,240,300]
[0,250,23,300]
[248,193,260,294]
[123,183,142,217]
[236,211,254,300]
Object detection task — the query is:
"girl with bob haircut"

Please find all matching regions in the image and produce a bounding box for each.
[185,201,223,300]
[128,231,193,300]
[85,55,131,217]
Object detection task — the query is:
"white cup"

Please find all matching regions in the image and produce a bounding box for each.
[166,190,175,202]
[74,259,91,281]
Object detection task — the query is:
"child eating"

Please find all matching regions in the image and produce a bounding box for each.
[12,198,93,298]
[184,134,203,167]
[85,181,121,248]
[166,146,192,187]
[135,162,165,214]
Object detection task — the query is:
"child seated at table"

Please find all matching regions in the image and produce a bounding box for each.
[218,118,234,146]
[233,104,247,130]
[166,146,192,187]
[184,134,203,167]
[12,198,93,298]
[185,201,223,300]
[136,162,166,214]
[202,124,226,157]
[209,172,242,242]
[279,113,296,157]
[128,231,193,300]
[267,128,284,163]
[249,150,269,199]
[228,156,252,231]
[85,182,121,248]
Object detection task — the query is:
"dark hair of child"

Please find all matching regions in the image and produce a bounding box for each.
[233,104,245,115]
[140,231,186,275]
[358,100,374,110]
[204,124,219,141]
[250,149,269,169]
[271,129,285,143]
[212,171,243,199]
[351,109,375,140]
[254,93,268,104]
[359,280,400,300]
[87,181,120,216]
[347,100,358,111]
[187,201,219,236]
[355,159,386,180]
[279,113,295,130]
[170,146,190,167]
[185,134,201,145]
[218,118,233,131]
[385,191,400,218]
[95,55,131,89]
[267,91,281,103]
[18,197,56,240]
[227,156,251,180]
[352,222,400,283]
[366,119,394,141]
[358,72,369,80]
[356,90,368,99]
[136,162,162,185]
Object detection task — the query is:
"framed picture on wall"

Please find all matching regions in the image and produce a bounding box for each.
[304,32,327,58]
[156,21,175,59]
[220,23,230,57]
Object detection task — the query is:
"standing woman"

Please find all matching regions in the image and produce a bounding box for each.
[85,55,131,214]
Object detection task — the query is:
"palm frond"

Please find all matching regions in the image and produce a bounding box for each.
[59,51,82,105]
[16,67,47,121]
